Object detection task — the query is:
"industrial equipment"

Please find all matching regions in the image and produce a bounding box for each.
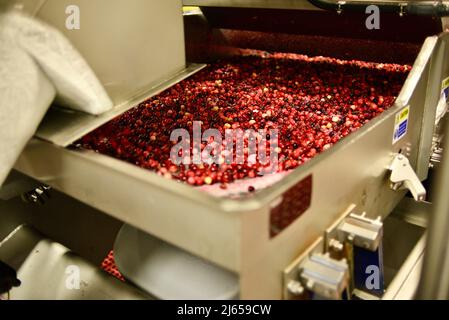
[1,0,449,300]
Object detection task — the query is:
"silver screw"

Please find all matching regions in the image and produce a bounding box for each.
[287,280,304,296]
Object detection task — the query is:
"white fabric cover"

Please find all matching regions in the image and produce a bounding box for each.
[0,10,113,185]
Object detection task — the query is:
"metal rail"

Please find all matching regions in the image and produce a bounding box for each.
[418,120,449,299]
[308,0,449,16]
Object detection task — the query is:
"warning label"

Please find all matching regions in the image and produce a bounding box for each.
[442,76,449,102]
[393,105,409,144]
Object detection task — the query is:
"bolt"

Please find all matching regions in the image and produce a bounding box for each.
[347,234,355,243]
[287,280,304,296]
[329,239,344,252]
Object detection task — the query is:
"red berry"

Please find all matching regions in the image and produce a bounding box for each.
[77,52,409,189]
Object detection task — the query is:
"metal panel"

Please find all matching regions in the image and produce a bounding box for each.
[416,34,449,180]
[418,36,449,297]
[383,234,426,300]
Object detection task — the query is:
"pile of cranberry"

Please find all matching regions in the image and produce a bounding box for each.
[76,52,410,188]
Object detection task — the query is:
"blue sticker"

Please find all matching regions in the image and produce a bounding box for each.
[443,76,449,102]
[393,106,409,144]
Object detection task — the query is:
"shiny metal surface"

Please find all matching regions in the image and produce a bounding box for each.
[5,0,445,299]
[114,224,239,300]
[416,34,449,180]
[300,252,349,300]
[0,171,124,265]
[0,225,150,300]
[282,205,426,300]
[383,229,426,300]
[36,63,206,147]
[337,213,383,252]
[418,63,449,299]
[392,197,429,228]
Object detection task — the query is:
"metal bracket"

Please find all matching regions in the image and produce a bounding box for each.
[299,253,349,300]
[21,185,51,205]
[337,212,382,252]
[283,237,323,300]
[430,135,444,169]
[389,154,426,202]
[398,3,406,17]
[284,241,350,300]
[336,1,345,14]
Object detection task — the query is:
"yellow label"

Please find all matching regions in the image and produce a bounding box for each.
[397,107,409,123]
[443,76,449,90]
[393,105,410,144]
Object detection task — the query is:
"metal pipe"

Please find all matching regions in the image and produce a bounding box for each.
[308,0,449,17]
[417,121,449,299]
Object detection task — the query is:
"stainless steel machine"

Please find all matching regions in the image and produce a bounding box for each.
[1,0,449,299]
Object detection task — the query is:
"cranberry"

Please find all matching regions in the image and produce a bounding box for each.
[76,52,409,189]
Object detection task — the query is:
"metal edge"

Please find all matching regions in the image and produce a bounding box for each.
[60,144,226,210]
[35,63,207,147]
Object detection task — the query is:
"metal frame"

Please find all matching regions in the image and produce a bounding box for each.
[418,113,449,299]
[184,0,449,16]
[14,32,447,298]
